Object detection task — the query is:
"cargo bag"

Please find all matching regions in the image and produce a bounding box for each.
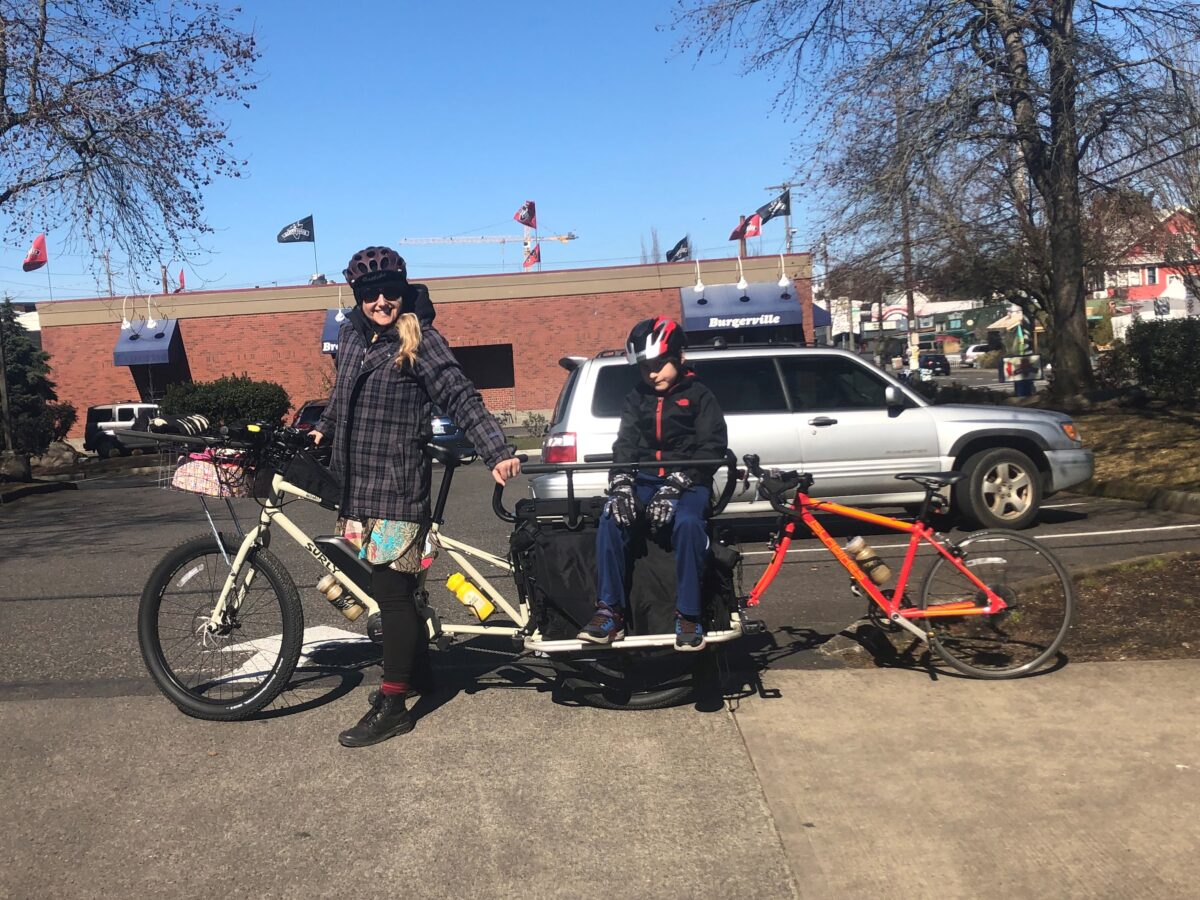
[509,497,740,641]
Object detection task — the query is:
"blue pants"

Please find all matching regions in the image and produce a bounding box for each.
[596,475,711,618]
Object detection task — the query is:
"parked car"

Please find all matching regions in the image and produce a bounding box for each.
[918,352,951,376]
[290,399,474,454]
[83,402,162,457]
[533,345,1093,530]
[960,343,990,367]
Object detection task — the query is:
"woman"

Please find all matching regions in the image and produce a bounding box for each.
[311,246,520,748]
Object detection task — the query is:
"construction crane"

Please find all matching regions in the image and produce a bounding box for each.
[395,231,578,245]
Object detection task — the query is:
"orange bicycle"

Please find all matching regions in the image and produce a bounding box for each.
[742,455,1074,678]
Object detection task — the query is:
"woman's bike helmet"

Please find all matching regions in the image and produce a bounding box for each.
[625,315,686,366]
[343,246,408,293]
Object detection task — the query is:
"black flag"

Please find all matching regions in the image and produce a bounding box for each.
[665,236,690,263]
[755,190,791,224]
[277,215,315,243]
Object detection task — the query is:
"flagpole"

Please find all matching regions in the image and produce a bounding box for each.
[44,260,54,301]
[312,240,320,277]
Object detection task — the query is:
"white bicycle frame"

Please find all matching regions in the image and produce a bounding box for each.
[204,468,745,653]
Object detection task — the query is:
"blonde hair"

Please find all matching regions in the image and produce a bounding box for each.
[394,312,422,369]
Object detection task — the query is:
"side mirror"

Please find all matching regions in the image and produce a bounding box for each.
[885,385,905,410]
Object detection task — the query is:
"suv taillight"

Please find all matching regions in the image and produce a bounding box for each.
[543,432,577,464]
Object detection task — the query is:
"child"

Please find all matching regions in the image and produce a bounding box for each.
[578,316,728,651]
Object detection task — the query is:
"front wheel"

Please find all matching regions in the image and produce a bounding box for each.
[552,648,703,710]
[138,534,304,720]
[956,447,1042,530]
[920,529,1073,678]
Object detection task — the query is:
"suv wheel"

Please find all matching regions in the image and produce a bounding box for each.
[97,439,124,459]
[956,447,1042,530]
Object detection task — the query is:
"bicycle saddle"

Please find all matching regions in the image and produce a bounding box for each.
[894,471,964,489]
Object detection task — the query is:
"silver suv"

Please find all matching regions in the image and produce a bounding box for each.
[532,345,1093,529]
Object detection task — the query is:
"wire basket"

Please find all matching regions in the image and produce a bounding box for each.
[158,443,255,498]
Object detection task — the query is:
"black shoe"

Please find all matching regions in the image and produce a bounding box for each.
[338,692,414,748]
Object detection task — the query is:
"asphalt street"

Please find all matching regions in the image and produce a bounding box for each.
[1,460,1197,698]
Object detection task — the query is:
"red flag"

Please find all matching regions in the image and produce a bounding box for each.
[523,243,541,269]
[22,233,48,272]
[730,215,762,240]
[174,269,186,293]
[514,200,537,229]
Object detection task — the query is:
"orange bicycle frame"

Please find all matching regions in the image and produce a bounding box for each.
[747,490,1009,639]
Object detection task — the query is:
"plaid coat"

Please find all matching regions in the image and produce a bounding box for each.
[317,305,510,522]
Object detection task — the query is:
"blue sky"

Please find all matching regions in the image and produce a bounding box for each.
[2,1,812,304]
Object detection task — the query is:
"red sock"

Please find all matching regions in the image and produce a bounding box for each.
[380,680,409,697]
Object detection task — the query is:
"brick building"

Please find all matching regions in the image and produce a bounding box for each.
[39,253,813,438]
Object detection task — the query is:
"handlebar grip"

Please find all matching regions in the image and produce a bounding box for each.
[492,482,516,522]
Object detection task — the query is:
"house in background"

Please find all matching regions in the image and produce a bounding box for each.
[1096,210,1199,337]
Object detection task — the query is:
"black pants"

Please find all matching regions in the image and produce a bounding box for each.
[373,566,429,685]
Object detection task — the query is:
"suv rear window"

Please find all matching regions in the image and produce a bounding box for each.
[690,358,787,413]
[552,367,582,425]
[86,407,112,425]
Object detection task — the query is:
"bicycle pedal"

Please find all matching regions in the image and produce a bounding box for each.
[741,618,767,636]
[848,580,863,597]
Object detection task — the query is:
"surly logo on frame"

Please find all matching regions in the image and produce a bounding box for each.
[708,314,782,328]
[306,542,339,574]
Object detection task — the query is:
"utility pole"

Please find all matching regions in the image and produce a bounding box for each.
[103,251,115,296]
[160,265,169,294]
[737,215,748,260]
[763,182,797,254]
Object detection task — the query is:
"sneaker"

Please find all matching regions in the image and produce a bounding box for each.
[675,614,706,652]
[338,691,414,748]
[577,604,625,644]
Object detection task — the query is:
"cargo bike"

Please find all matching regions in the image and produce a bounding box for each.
[130,423,757,719]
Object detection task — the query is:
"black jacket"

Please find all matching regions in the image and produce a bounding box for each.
[610,369,728,490]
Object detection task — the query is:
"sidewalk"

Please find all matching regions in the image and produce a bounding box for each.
[3,659,1197,898]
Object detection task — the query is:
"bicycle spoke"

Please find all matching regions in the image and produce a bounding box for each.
[921,530,1074,678]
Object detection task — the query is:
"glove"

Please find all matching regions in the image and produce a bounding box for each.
[604,473,637,527]
[646,471,692,532]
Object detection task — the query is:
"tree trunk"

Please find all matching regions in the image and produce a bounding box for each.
[1043,0,1095,397]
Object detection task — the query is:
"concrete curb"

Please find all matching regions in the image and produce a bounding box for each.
[1073,478,1200,517]
[0,480,77,504]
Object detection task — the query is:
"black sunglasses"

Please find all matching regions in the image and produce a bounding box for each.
[353,283,405,304]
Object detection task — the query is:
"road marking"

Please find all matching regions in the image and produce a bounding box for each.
[1043,502,1090,509]
[741,522,1200,557]
[220,624,371,682]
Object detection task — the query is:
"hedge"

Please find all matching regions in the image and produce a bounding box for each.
[161,374,291,425]
[1125,318,1200,406]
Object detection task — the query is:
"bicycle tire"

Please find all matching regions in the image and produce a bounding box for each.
[919,529,1074,678]
[138,533,304,720]
[553,649,700,711]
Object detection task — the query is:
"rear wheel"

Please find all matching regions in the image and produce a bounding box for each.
[920,529,1073,678]
[553,648,702,710]
[138,534,304,719]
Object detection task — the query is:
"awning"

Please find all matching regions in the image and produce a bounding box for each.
[113,318,180,366]
[321,309,348,355]
[678,283,831,332]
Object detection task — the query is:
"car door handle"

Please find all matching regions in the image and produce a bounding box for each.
[807,416,838,427]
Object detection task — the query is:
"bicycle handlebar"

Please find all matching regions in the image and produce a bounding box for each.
[491,450,740,523]
[741,453,813,515]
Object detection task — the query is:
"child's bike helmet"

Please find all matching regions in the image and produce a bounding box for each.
[625,315,686,366]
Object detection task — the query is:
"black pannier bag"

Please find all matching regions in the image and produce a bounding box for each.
[279,449,342,509]
[509,497,741,640]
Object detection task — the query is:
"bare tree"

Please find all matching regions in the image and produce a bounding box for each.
[675,0,1200,396]
[0,0,258,271]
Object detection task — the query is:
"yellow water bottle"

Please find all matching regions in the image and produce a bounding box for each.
[845,536,892,586]
[445,573,495,622]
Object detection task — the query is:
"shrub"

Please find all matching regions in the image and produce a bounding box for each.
[161,374,291,425]
[977,349,1004,371]
[522,411,548,437]
[1094,342,1134,390]
[1125,318,1200,405]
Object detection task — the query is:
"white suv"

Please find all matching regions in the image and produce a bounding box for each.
[533,345,1093,530]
